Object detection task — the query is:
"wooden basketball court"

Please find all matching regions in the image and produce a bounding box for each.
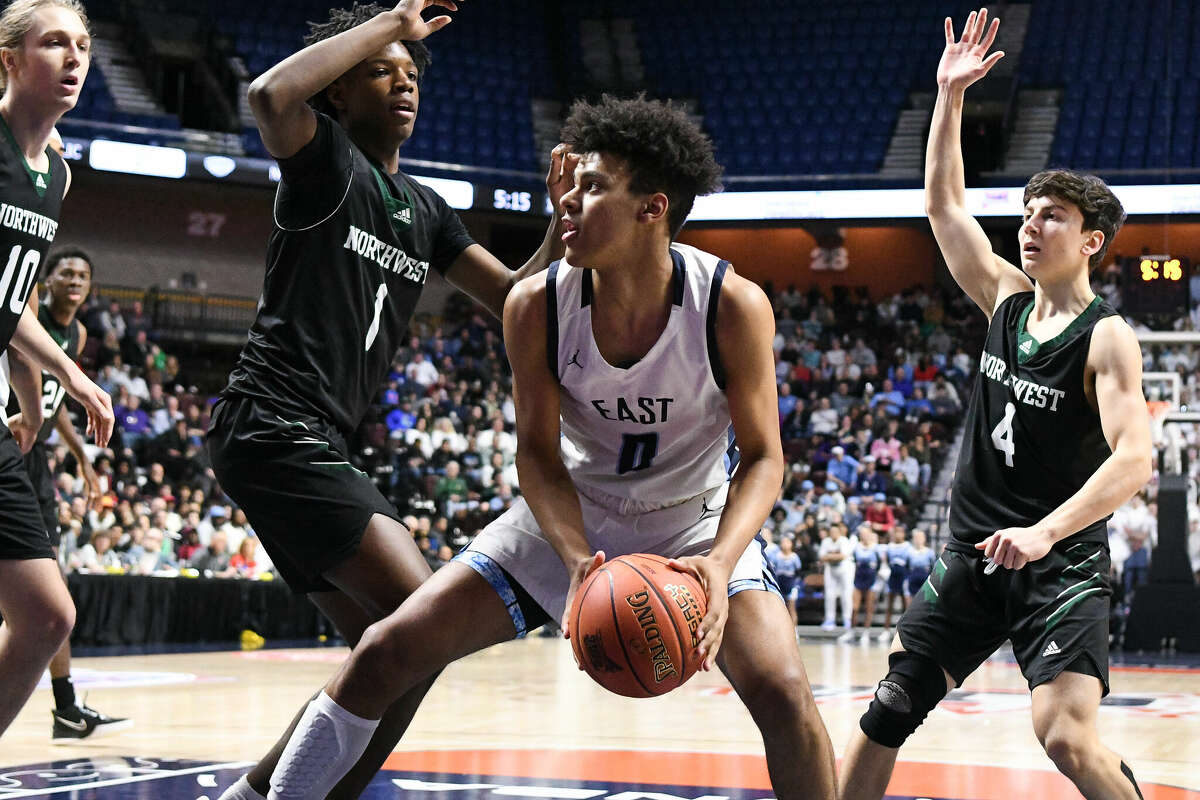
[1,636,1198,798]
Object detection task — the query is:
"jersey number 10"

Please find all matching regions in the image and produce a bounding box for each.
[0,246,41,315]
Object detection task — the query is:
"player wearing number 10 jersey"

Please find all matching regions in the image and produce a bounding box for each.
[0,0,114,743]
[839,11,1153,800]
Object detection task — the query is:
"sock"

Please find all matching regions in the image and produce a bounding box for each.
[1119,762,1145,800]
[267,691,378,800]
[51,677,76,712]
[218,775,267,800]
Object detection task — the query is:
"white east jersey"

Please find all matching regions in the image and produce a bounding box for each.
[548,242,734,511]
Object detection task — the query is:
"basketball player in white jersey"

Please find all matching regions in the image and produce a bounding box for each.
[258,95,837,800]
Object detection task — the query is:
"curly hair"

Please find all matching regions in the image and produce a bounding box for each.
[561,94,722,238]
[1024,170,1126,271]
[44,245,93,279]
[303,2,431,119]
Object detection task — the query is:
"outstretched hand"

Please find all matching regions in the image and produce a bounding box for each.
[391,0,459,41]
[937,8,1004,91]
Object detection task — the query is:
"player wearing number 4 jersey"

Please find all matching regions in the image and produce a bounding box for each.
[208,3,575,798]
[839,10,1152,800]
[0,0,114,743]
[258,95,837,800]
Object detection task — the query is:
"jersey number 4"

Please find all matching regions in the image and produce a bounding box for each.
[0,246,41,315]
[990,401,1016,468]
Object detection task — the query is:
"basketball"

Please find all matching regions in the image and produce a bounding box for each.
[568,554,708,698]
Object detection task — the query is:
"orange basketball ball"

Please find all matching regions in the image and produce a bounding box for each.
[569,553,707,698]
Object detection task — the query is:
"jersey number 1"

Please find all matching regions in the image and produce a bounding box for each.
[364,282,388,351]
[990,401,1016,468]
[0,246,40,315]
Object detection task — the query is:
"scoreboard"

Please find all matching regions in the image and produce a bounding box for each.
[1120,255,1191,315]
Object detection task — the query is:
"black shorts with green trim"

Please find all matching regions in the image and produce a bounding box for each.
[206,394,401,594]
[896,539,1112,695]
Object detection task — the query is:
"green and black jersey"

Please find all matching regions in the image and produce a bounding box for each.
[947,290,1119,553]
[0,115,66,351]
[223,113,475,436]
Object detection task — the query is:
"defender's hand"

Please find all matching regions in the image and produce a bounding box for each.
[390,0,458,41]
[937,8,1004,92]
[976,525,1053,570]
[546,143,580,215]
[668,555,731,672]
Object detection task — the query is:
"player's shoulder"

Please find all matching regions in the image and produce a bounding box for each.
[715,266,773,329]
[503,263,552,326]
[1088,313,1141,370]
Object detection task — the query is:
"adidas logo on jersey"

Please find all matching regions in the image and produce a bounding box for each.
[1019,340,1033,354]
[393,207,412,225]
[36,174,47,190]
[1042,640,1061,657]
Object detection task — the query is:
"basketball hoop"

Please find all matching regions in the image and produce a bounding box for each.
[1147,400,1172,446]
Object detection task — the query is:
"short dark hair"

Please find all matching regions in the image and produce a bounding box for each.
[561,94,722,238]
[1023,170,1126,270]
[43,246,93,280]
[303,2,431,119]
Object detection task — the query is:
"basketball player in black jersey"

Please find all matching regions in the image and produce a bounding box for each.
[0,0,114,741]
[208,3,574,798]
[5,244,130,740]
[839,11,1151,800]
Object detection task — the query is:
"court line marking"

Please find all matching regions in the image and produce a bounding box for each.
[0,761,254,797]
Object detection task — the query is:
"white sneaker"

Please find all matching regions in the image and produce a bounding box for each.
[877,629,893,643]
[860,631,873,644]
[820,621,836,631]
[837,629,856,643]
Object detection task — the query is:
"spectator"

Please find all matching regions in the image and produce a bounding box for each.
[826,446,859,492]
[189,529,233,576]
[434,461,469,512]
[230,536,262,579]
[819,522,855,632]
[852,456,888,498]
[866,493,895,534]
[869,378,905,417]
[477,416,516,465]
[405,351,439,388]
[810,396,838,435]
[100,299,126,341]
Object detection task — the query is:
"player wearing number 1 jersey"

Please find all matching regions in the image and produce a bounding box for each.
[207,3,574,799]
[840,10,1152,800]
[0,0,113,742]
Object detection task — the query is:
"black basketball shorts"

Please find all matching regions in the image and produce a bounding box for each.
[206,394,402,593]
[23,441,60,543]
[0,426,55,560]
[897,539,1112,695]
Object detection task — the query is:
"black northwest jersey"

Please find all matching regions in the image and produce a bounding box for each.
[4,304,80,441]
[0,117,66,351]
[947,291,1119,551]
[224,113,474,434]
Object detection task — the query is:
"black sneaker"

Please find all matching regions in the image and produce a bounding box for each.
[52,703,133,741]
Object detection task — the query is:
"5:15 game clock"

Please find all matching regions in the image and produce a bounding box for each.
[1119,254,1191,315]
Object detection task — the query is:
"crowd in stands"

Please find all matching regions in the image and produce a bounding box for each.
[42,278,988,605]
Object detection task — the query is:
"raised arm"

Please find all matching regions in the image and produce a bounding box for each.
[502,274,601,633]
[927,8,1032,319]
[247,1,456,158]
[978,317,1153,568]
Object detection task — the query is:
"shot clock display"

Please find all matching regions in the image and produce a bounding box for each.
[1120,255,1191,314]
